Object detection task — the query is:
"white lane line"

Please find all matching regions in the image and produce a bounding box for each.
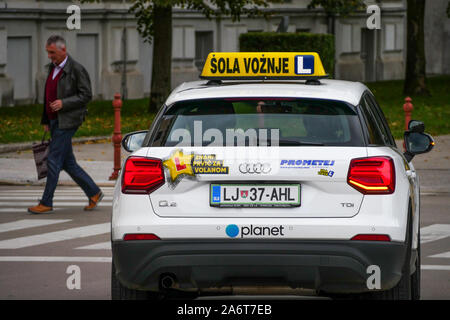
[0,191,114,194]
[0,219,71,233]
[0,202,112,207]
[75,242,111,250]
[429,251,450,259]
[0,196,113,200]
[0,191,114,195]
[420,224,450,244]
[0,208,29,212]
[0,256,111,263]
[0,187,114,193]
[421,265,450,271]
[0,222,110,249]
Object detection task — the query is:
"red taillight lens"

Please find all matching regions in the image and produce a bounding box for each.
[347,157,395,194]
[351,234,391,241]
[123,233,161,241]
[122,157,165,194]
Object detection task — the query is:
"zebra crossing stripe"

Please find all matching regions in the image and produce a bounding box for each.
[0,202,112,207]
[429,251,450,259]
[0,196,113,200]
[0,222,110,249]
[0,256,111,263]
[0,219,71,233]
[421,265,450,271]
[0,209,30,213]
[75,242,111,250]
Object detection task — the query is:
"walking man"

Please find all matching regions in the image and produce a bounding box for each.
[28,35,103,214]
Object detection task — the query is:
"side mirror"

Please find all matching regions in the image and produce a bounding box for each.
[403,131,435,162]
[122,130,148,153]
[408,120,425,133]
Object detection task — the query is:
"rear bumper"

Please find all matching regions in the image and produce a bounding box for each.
[112,239,407,294]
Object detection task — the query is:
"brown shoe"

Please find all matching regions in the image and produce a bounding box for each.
[84,191,104,211]
[28,203,53,214]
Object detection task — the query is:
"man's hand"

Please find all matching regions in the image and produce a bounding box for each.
[49,99,63,112]
[43,125,49,132]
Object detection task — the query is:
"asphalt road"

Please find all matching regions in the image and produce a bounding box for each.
[0,186,448,300]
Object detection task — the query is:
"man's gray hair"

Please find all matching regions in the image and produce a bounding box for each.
[46,35,66,49]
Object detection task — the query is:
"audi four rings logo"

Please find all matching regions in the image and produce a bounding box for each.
[239,163,271,174]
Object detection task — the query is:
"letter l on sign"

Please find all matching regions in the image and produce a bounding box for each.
[295,55,314,75]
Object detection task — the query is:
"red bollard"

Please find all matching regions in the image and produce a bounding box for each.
[109,93,122,180]
[403,97,413,131]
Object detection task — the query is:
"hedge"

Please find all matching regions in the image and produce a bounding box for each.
[239,32,335,77]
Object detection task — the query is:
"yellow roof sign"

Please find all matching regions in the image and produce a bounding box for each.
[200,52,328,80]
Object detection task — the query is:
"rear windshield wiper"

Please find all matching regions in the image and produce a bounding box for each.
[256,139,324,146]
[278,140,325,146]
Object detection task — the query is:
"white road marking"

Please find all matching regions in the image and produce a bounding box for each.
[0,256,111,263]
[75,242,111,250]
[0,219,71,233]
[0,191,114,195]
[0,202,112,207]
[0,196,113,200]
[0,208,29,212]
[0,223,110,249]
[421,265,450,271]
[420,224,450,244]
[429,251,450,259]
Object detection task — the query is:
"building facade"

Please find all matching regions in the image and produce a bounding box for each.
[0,0,439,107]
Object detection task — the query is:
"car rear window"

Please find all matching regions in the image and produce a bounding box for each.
[151,98,365,147]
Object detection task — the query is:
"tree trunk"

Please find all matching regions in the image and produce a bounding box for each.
[404,0,430,96]
[149,5,172,113]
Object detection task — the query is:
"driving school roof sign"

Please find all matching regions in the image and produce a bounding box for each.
[200,52,328,80]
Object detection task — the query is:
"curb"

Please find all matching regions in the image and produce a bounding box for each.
[0,135,111,154]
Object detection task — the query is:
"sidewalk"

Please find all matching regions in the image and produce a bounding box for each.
[0,139,130,187]
[0,136,448,193]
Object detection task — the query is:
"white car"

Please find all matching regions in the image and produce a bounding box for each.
[111,53,434,300]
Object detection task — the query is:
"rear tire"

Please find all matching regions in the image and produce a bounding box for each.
[111,261,163,300]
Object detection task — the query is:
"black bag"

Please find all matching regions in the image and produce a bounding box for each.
[32,132,51,180]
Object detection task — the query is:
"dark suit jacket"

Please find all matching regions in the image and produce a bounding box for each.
[41,55,92,130]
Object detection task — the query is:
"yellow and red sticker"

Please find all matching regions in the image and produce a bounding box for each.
[163,149,229,188]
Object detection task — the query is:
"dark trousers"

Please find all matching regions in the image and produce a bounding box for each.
[41,119,100,207]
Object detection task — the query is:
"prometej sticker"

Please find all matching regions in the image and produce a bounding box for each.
[200,52,328,80]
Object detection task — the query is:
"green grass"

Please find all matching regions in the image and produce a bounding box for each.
[0,98,155,144]
[1,75,449,144]
[366,75,450,139]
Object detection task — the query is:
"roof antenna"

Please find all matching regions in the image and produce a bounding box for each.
[305,79,321,85]
[206,79,222,86]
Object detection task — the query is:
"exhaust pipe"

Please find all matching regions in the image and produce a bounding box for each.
[160,274,176,289]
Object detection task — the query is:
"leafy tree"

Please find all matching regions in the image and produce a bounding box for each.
[404,0,430,96]
[307,0,365,34]
[82,1,275,113]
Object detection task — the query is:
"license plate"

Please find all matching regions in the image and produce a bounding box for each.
[210,184,300,208]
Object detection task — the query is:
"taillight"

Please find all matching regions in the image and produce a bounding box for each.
[122,157,165,194]
[123,233,161,241]
[347,157,395,194]
[351,234,391,241]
